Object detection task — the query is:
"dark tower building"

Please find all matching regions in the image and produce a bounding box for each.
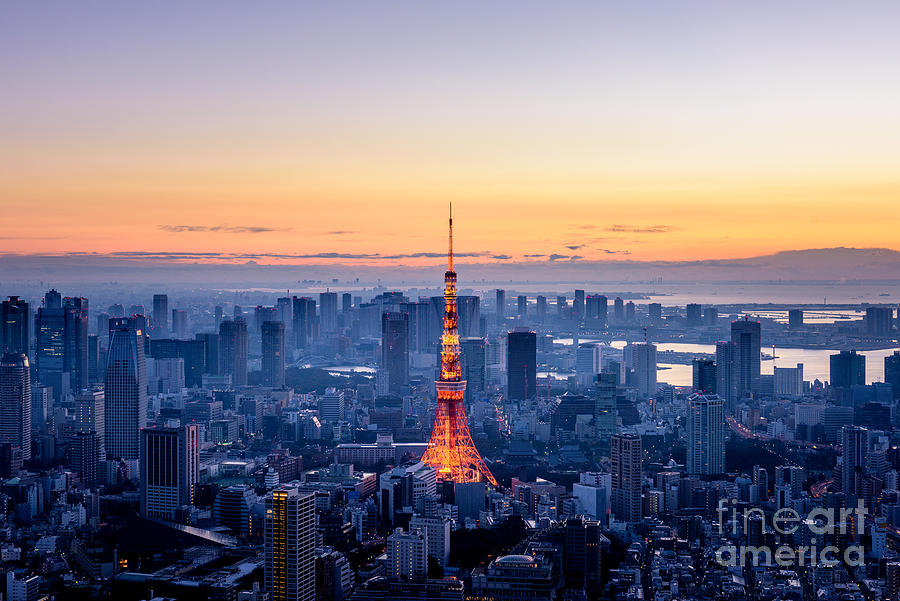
[291,297,314,349]
[460,337,486,402]
[585,294,607,328]
[788,309,803,329]
[830,350,866,388]
[219,318,249,387]
[495,289,506,324]
[1,297,30,357]
[692,358,717,394]
[731,318,761,397]
[140,425,199,519]
[457,296,480,338]
[885,351,900,399]
[686,303,702,327]
[105,323,147,461]
[0,353,31,462]
[648,302,662,321]
[152,294,169,338]
[611,433,642,522]
[507,328,536,401]
[319,292,338,333]
[613,297,624,323]
[716,341,738,412]
[381,312,409,396]
[573,289,585,321]
[262,321,286,388]
[342,292,351,313]
[35,292,89,396]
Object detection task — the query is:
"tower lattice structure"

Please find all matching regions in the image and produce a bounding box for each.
[420,208,497,486]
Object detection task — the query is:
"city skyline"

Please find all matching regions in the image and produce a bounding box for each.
[4,2,900,267]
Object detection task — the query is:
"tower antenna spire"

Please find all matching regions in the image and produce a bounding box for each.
[448,202,454,272]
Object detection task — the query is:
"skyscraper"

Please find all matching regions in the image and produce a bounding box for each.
[319,292,338,333]
[495,289,505,324]
[341,292,351,313]
[457,296,480,338]
[262,321,286,388]
[842,426,869,498]
[171,309,188,339]
[381,312,409,396]
[0,353,31,461]
[830,350,866,388]
[387,527,428,579]
[152,294,168,338]
[576,343,602,389]
[585,294,607,328]
[460,337,486,402]
[35,293,89,395]
[265,486,315,601]
[105,323,147,461]
[573,289,585,321]
[731,319,761,397]
[627,342,657,399]
[788,309,804,329]
[535,296,547,322]
[610,433,642,522]
[291,297,314,349]
[692,358,716,394]
[219,318,249,387]
[507,328,536,400]
[76,390,105,459]
[1,296,29,357]
[715,341,738,412]
[517,295,527,317]
[140,425,199,519]
[686,303,702,327]
[686,393,725,475]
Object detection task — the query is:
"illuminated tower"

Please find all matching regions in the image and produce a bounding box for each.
[421,208,497,486]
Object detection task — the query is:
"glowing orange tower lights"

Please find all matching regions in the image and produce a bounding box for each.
[420,206,497,486]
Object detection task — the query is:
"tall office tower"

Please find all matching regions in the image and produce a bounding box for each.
[576,343,602,389]
[507,328,536,401]
[87,334,100,383]
[421,209,496,486]
[715,341,738,412]
[1,296,29,357]
[170,309,187,339]
[613,297,624,323]
[73,431,100,488]
[411,301,431,351]
[76,390,105,459]
[788,309,804,329]
[64,296,89,391]
[149,338,207,388]
[610,433,642,523]
[704,307,718,325]
[627,342,657,399]
[585,294,608,328]
[457,296,480,338]
[265,486,315,601]
[691,358,716,394]
[214,484,255,536]
[409,515,451,567]
[866,307,894,335]
[648,302,662,321]
[139,425,199,519]
[842,426,869,498]
[108,303,125,318]
[381,312,409,396]
[234,305,243,320]
[341,292,351,313]
[214,306,224,329]
[276,297,293,328]
[686,393,725,475]
[196,332,221,376]
[773,364,804,396]
[318,389,345,424]
[831,350,866,388]
[885,351,900,399]
[255,306,279,337]
[730,318,761,397]
[516,295,527,318]
[291,297,313,348]
[535,296,547,322]
[573,289,585,321]
[0,353,31,462]
[495,289,505,324]
[219,318,249,387]
[319,292,338,333]
[387,527,428,579]
[556,296,568,318]
[262,321,286,388]
[625,301,635,322]
[752,465,769,495]
[105,323,147,461]
[460,337,486,402]
[686,303,702,327]
[45,289,62,308]
[152,294,168,338]
[593,372,618,437]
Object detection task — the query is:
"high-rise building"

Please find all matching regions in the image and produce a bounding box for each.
[319,292,338,333]
[456,296,480,338]
[105,323,147,461]
[576,343,602,389]
[76,390,105,459]
[556,296,568,318]
[866,307,894,335]
[171,309,188,339]
[842,426,869,498]
[409,515,451,567]
[152,294,169,338]
[715,341,738,412]
[1,297,29,358]
[0,353,31,461]
[381,312,409,396]
[318,389,345,424]
[149,338,207,388]
[692,358,716,394]
[573,290,585,321]
[627,342,657,399]
[507,329,536,400]
[585,294,607,328]
[265,486,315,601]
[830,350,865,388]
[386,527,428,580]
[495,289,505,324]
[219,318,249,387]
[648,302,662,321]
[277,297,293,328]
[885,351,900,399]
[460,337,486,402]
[773,363,804,396]
[593,372,617,438]
[731,319,761,397]
[262,321,286,388]
[139,425,199,518]
[195,332,221,377]
[517,295,527,318]
[610,433,642,522]
[214,484,255,537]
[535,296,547,322]
[72,431,100,488]
[686,393,725,475]
[341,292,351,313]
[686,303,702,327]
[788,309,803,329]
[291,297,314,349]
[613,297,624,323]
[35,293,89,395]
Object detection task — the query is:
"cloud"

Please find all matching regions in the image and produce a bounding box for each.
[491,254,512,260]
[324,230,356,235]
[159,224,287,234]
[524,254,546,258]
[100,249,505,262]
[548,254,568,261]
[605,224,678,234]
[566,244,584,250]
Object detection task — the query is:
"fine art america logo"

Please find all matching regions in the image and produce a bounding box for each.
[715,499,870,567]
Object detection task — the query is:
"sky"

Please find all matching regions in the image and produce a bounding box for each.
[3,1,900,267]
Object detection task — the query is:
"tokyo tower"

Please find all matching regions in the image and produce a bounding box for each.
[420,206,497,486]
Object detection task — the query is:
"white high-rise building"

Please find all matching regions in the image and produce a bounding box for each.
[686,393,725,475]
[575,343,603,389]
[409,515,451,567]
[387,527,428,579]
[626,342,657,399]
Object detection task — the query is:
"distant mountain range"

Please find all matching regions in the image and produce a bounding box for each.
[3,247,900,285]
